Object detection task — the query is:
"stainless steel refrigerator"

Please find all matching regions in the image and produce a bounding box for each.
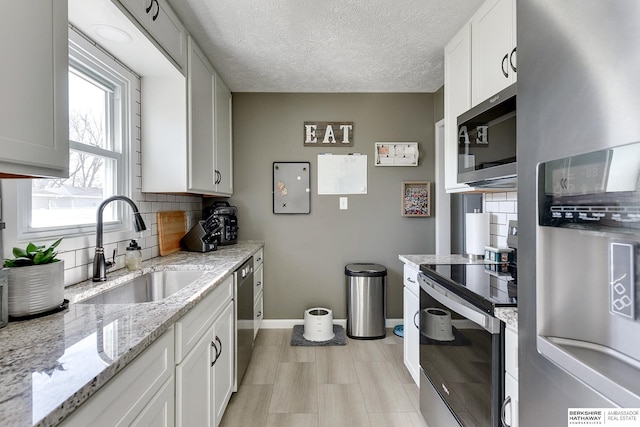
[519,1,640,425]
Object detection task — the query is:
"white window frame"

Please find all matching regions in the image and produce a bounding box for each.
[15,28,137,242]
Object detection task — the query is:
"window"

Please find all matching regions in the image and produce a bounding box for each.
[18,29,137,239]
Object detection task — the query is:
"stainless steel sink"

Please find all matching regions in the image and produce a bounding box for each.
[79,270,206,304]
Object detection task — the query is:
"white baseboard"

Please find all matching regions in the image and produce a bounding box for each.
[261,318,403,329]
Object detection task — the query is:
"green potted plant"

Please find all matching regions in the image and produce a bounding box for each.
[4,238,65,317]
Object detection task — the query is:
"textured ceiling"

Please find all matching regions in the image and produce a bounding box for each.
[165,0,484,93]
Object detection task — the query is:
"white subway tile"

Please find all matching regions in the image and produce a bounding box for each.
[145,235,159,249]
[486,201,499,212]
[57,251,76,268]
[498,201,516,213]
[492,192,507,201]
[144,193,157,202]
[142,248,153,260]
[75,247,92,266]
[507,191,517,200]
[64,266,88,287]
[491,213,507,225]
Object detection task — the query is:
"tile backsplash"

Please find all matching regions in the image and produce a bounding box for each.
[483,191,518,247]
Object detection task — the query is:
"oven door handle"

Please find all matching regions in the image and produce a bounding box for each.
[419,273,501,334]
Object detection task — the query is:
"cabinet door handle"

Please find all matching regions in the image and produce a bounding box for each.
[215,336,222,359]
[152,0,160,21]
[256,281,262,288]
[501,395,512,427]
[210,339,218,367]
[257,311,262,318]
[509,46,517,72]
[145,0,154,13]
[407,277,416,283]
[502,53,509,78]
[211,336,222,366]
[413,311,420,329]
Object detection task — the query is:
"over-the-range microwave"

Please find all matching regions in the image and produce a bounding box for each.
[457,83,517,188]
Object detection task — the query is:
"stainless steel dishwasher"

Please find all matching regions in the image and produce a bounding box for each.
[234,257,254,391]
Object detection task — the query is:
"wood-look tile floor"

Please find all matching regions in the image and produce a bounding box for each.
[220,328,429,427]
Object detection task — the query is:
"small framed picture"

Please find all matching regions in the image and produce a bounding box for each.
[375,142,419,166]
[402,181,430,217]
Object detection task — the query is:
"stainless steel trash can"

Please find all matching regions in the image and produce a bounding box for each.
[345,263,386,339]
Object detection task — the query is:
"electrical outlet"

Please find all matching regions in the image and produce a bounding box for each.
[340,197,348,210]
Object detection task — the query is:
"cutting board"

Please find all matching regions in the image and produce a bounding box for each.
[157,211,187,256]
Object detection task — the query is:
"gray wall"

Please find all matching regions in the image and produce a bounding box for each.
[231,93,436,320]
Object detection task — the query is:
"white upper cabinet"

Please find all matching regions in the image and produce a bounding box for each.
[0,0,69,178]
[140,36,233,196]
[214,76,233,196]
[443,0,517,193]
[188,38,217,194]
[444,24,474,193]
[115,0,187,71]
[187,37,233,196]
[471,0,517,106]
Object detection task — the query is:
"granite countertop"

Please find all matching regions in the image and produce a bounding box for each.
[399,254,518,329]
[0,241,264,427]
[398,254,491,270]
[495,307,518,329]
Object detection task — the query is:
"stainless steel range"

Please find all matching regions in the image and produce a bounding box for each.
[418,232,517,426]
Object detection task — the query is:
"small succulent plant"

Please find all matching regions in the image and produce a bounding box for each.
[4,238,63,267]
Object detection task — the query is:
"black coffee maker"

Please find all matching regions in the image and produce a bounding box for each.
[204,201,238,245]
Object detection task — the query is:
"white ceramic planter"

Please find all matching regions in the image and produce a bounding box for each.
[8,261,64,317]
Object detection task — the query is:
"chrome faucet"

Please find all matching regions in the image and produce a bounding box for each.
[92,196,147,282]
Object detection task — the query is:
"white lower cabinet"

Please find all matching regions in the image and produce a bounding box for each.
[176,331,214,426]
[213,302,235,425]
[61,328,175,427]
[253,261,264,338]
[502,324,519,427]
[131,376,175,427]
[504,371,519,427]
[175,276,234,427]
[402,264,420,386]
[61,276,237,427]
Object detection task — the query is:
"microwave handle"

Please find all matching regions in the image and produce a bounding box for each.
[419,273,501,334]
